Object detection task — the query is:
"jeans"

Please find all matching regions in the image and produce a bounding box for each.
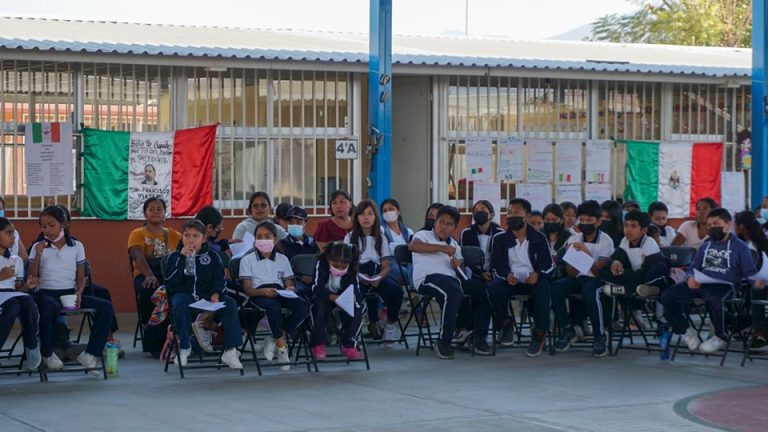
[661,282,733,339]
[171,293,243,350]
[551,276,605,337]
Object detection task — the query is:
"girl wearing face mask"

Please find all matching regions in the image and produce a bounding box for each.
[460,200,502,283]
[421,203,444,231]
[542,204,571,262]
[380,198,414,287]
[310,242,365,361]
[239,221,310,370]
[599,200,624,247]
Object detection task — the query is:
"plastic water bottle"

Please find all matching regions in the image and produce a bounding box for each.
[184,254,196,277]
[105,342,119,376]
[659,328,672,361]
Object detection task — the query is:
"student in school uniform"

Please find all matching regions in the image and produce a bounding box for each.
[542,203,572,263]
[461,200,503,283]
[278,206,320,298]
[600,200,624,247]
[550,200,615,357]
[561,201,578,235]
[488,199,555,357]
[380,198,415,287]
[648,201,677,247]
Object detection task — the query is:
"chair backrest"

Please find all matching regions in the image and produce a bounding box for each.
[660,246,697,268]
[461,245,485,272]
[160,254,171,280]
[394,244,412,265]
[290,254,318,277]
[229,256,243,281]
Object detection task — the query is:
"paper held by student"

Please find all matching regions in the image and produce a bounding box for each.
[563,247,595,276]
[189,299,226,312]
[276,289,299,299]
[513,270,531,282]
[693,269,731,286]
[357,273,383,284]
[335,285,355,317]
[748,253,768,282]
[230,232,255,259]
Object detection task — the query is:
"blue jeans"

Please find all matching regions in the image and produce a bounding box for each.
[661,282,732,339]
[171,293,243,350]
[36,290,114,358]
[0,294,39,350]
[551,277,605,337]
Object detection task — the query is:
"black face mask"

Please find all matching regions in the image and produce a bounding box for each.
[708,227,726,242]
[599,220,613,232]
[425,218,436,230]
[507,216,526,231]
[543,222,561,234]
[579,223,596,236]
[473,211,489,226]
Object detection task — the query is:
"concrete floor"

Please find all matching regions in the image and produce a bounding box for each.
[1,314,767,432]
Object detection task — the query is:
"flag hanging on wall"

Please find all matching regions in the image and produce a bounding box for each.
[624,140,722,218]
[82,125,217,220]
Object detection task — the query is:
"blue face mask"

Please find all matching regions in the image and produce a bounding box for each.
[287,224,305,238]
[761,208,768,221]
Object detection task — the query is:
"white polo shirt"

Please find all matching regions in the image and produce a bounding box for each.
[238,251,294,287]
[566,231,614,277]
[0,253,24,290]
[619,235,660,271]
[658,226,677,247]
[507,238,534,277]
[343,233,390,265]
[412,229,463,288]
[29,239,86,291]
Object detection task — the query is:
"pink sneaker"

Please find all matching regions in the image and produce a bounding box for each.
[341,346,361,361]
[311,345,326,360]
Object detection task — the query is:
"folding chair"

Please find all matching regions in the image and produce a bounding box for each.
[459,245,495,356]
[128,254,144,348]
[41,306,107,381]
[741,296,768,366]
[394,245,440,356]
[0,331,38,379]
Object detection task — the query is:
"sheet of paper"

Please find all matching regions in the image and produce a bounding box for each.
[0,291,28,307]
[357,273,384,283]
[721,171,746,217]
[277,290,300,299]
[693,269,731,286]
[563,247,595,276]
[526,140,554,183]
[473,181,502,223]
[497,138,524,181]
[455,266,469,281]
[335,284,356,317]
[555,141,582,184]
[749,253,768,282]
[585,182,612,203]
[586,140,611,183]
[230,232,255,259]
[515,183,552,212]
[189,299,226,312]
[556,184,582,204]
[465,138,493,182]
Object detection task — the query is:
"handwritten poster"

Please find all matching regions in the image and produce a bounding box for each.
[556,184,582,204]
[473,181,502,223]
[128,132,174,219]
[526,140,553,183]
[465,138,493,182]
[25,122,74,197]
[586,140,611,183]
[585,182,612,203]
[555,141,582,185]
[720,172,746,217]
[516,183,552,212]
[497,138,524,181]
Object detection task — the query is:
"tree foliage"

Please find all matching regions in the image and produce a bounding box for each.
[588,0,751,47]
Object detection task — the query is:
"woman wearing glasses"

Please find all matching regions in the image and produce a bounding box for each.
[232,192,288,242]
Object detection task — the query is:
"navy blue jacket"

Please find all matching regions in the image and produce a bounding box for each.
[491,225,555,280]
[460,223,503,249]
[313,258,362,302]
[279,234,320,262]
[163,245,225,299]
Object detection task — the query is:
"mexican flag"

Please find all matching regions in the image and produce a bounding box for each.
[624,141,722,218]
[82,125,217,220]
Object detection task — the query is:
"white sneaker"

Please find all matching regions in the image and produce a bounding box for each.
[681,328,701,351]
[221,348,243,369]
[174,348,191,367]
[384,322,398,346]
[276,345,291,371]
[263,336,276,361]
[76,352,101,377]
[636,284,660,298]
[699,336,727,353]
[25,346,41,371]
[43,353,63,370]
[191,320,215,353]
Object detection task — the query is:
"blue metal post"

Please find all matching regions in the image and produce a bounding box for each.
[368,0,392,203]
[752,1,767,208]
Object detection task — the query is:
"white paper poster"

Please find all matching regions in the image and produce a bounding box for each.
[586,140,612,183]
[473,181,502,223]
[720,172,746,217]
[526,140,553,183]
[497,138,524,181]
[585,183,612,203]
[24,122,74,197]
[128,132,174,220]
[516,183,552,212]
[555,141,582,184]
[556,185,582,204]
[465,138,493,182]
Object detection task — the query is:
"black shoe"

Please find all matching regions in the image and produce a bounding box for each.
[466,338,492,356]
[526,331,546,357]
[554,327,577,352]
[499,321,516,346]
[434,341,454,359]
[592,335,610,357]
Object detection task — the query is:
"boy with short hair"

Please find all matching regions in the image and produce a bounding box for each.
[648,201,677,247]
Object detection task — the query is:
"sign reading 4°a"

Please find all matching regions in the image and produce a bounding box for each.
[335,139,359,160]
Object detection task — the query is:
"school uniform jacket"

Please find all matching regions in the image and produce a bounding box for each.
[460,223,503,248]
[163,245,225,300]
[491,225,555,280]
[279,234,320,262]
[313,258,362,302]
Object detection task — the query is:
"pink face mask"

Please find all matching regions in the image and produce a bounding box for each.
[254,239,275,255]
[329,265,349,277]
[45,230,65,243]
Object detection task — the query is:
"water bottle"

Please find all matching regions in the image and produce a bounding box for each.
[105,342,119,376]
[659,327,672,361]
[184,254,196,277]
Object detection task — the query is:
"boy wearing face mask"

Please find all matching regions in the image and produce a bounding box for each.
[661,208,761,354]
[278,206,319,298]
[488,199,555,357]
[551,200,615,357]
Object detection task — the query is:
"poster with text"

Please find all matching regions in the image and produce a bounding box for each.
[556,184,582,204]
[465,138,493,182]
[25,122,74,197]
[497,138,524,181]
[585,182,612,203]
[555,141,582,184]
[526,140,553,183]
[473,181,502,223]
[720,172,746,217]
[516,183,552,212]
[586,140,612,183]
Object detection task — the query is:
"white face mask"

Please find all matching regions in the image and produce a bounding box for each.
[382,211,399,224]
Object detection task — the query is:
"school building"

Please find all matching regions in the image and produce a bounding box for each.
[0,16,753,312]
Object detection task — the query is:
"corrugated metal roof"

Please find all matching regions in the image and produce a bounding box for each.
[0,16,752,77]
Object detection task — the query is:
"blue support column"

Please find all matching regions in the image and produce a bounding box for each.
[752,1,768,208]
[368,0,392,203]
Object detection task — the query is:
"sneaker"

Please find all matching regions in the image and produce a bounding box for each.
[499,321,516,346]
[659,329,672,360]
[452,329,473,344]
[593,335,610,357]
[573,324,585,341]
[384,322,398,346]
[699,336,727,353]
[555,327,577,351]
[681,328,701,351]
[341,346,361,361]
[43,353,64,370]
[368,322,383,340]
[174,348,191,367]
[221,348,243,369]
[632,310,652,330]
[636,284,660,298]
[276,345,291,370]
[191,320,215,353]
[526,331,546,357]
[263,336,276,361]
[25,346,41,371]
[433,340,454,359]
[311,344,327,360]
[76,352,101,377]
[603,284,625,296]
[466,338,492,356]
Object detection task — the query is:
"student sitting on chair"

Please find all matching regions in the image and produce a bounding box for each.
[380,198,415,287]
[648,201,677,247]
[489,198,555,357]
[661,208,761,354]
[163,220,243,369]
[239,221,310,370]
[278,206,319,297]
[310,242,365,361]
